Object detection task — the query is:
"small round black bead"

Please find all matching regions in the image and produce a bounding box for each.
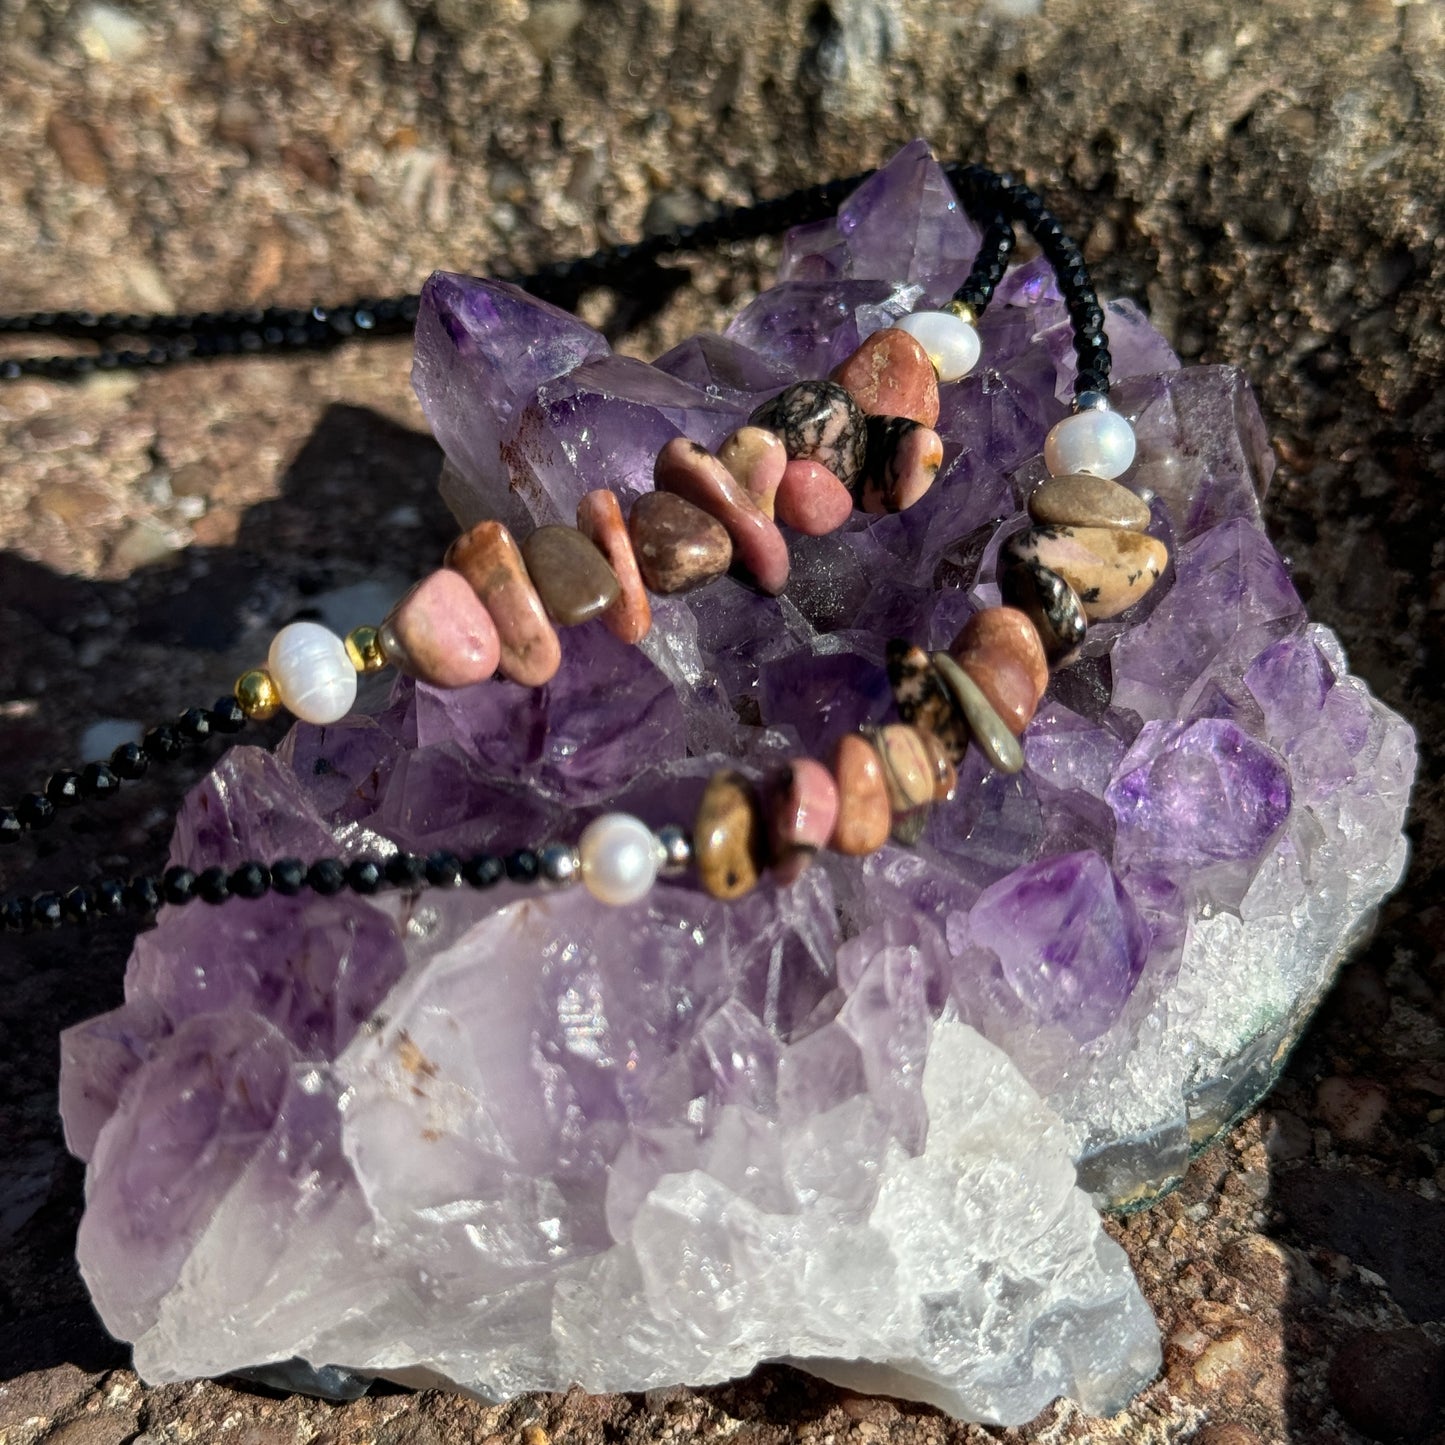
[162,866,198,904]
[126,875,161,914]
[424,850,462,887]
[144,723,185,763]
[32,893,64,929]
[0,807,20,844]
[307,858,346,895]
[94,878,128,916]
[79,761,120,801]
[462,853,504,889]
[209,696,246,733]
[46,770,83,808]
[346,858,383,894]
[229,861,270,899]
[270,857,306,895]
[505,849,541,884]
[196,865,231,904]
[110,741,149,780]
[384,852,427,888]
[16,792,55,832]
[63,885,94,925]
[1,894,33,931]
[178,707,213,745]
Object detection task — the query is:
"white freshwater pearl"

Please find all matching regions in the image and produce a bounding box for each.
[1043,408,1137,480]
[895,310,981,382]
[267,622,357,725]
[579,812,660,906]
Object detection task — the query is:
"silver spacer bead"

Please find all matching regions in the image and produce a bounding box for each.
[654,824,693,876]
[1072,389,1112,415]
[538,843,581,886]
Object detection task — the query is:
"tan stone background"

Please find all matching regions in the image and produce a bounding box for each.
[1,1,1442,1442]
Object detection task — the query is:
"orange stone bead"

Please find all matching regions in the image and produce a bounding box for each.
[949,606,1050,736]
[829,733,891,856]
[577,488,652,645]
[830,326,941,427]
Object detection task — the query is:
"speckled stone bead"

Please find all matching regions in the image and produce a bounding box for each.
[627,491,733,595]
[694,770,766,900]
[949,607,1049,736]
[830,733,892,856]
[446,520,562,687]
[577,488,652,645]
[931,652,1025,775]
[774,459,855,536]
[381,568,501,688]
[521,525,620,625]
[749,379,869,494]
[860,416,944,513]
[767,758,840,885]
[1006,525,1169,621]
[830,327,940,427]
[654,437,790,596]
[998,550,1089,660]
[717,426,788,519]
[885,640,970,764]
[1027,473,1152,532]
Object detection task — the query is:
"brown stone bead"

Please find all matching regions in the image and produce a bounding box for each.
[627,491,733,595]
[445,521,562,687]
[1027,473,1152,532]
[949,606,1050,735]
[830,733,892,856]
[830,326,941,427]
[694,770,766,900]
[521,524,619,626]
[577,488,652,645]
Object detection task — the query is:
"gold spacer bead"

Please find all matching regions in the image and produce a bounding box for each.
[345,624,388,673]
[945,299,977,326]
[235,667,281,722]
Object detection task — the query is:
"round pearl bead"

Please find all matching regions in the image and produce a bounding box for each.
[895,310,981,382]
[267,622,357,725]
[578,812,660,906]
[1043,409,1137,480]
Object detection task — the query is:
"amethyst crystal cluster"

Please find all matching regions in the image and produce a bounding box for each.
[60,142,1415,1424]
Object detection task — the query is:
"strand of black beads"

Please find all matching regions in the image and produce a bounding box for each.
[951,211,1017,317]
[0,845,547,933]
[0,695,246,845]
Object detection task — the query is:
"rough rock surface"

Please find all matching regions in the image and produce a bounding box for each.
[2,2,1443,1443]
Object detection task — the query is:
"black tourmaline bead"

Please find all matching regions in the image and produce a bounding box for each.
[462,853,504,889]
[162,865,198,904]
[209,696,246,733]
[32,893,64,929]
[229,861,270,899]
[1,894,32,931]
[79,761,120,800]
[346,858,383,894]
[424,850,462,888]
[46,770,83,807]
[196,865,230,904]
[178,707,213,745]
[16,792,55,832]
[307,858,346,895]
[126,874,161,913]
[144,723,185,762]
[270,857,306,895]
[0,807,20,844]
[384,852,427,888]
[505,849,541,884]
[94,878,128,916]
[62,886,93,924]
[110,741,149,780]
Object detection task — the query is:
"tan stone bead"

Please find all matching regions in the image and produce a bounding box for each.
[445,520,562,687]
[1007,525,1169,622]
[874,723,935,813]
[576,488,652,645]
[829,733,892,856]
[1027,473,1153,532]
[949,606,1050,736]
[521,524,619,626]
[694,770,766,900]
[717,426,788,519]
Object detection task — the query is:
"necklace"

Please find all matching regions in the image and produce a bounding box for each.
[8,142,1417,1427]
